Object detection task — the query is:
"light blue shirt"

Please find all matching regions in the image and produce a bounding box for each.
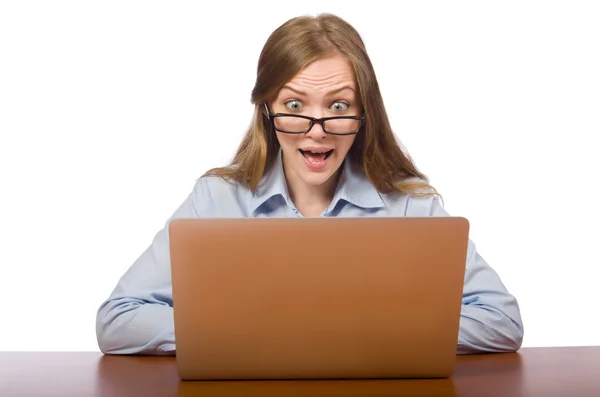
[96,150,524,355]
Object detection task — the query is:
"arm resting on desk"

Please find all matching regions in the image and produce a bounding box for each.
[423,197,524,354]
[96,235,177,355]
[96,181,212,355]
[456,240,524,354]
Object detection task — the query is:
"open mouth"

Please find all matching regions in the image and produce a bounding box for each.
[298,149,334,164]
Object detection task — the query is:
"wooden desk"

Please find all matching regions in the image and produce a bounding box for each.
[1,347,598,397]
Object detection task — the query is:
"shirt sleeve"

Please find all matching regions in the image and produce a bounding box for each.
[95,178,214,355]
[428,197,525,354]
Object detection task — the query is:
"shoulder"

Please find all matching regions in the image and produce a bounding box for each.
[379,177,448,217]
[193,173,242,195]
[188,174,252,217]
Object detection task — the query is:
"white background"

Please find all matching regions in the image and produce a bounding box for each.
[1,1,599,352]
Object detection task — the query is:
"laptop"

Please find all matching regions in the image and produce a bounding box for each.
[168,217,469,380]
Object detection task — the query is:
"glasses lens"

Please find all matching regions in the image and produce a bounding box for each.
[323,118,361,134]
[273,116,311,133]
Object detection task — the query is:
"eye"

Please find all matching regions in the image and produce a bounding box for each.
[284,100,303,111]
[330,101,350,112]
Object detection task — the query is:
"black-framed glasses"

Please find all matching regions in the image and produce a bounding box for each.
[264,103,365,136]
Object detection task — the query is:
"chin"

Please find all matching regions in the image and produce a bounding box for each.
[299,171,337,186]
[297,159,343,185]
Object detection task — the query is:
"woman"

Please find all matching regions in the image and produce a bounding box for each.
[96,13,523,356]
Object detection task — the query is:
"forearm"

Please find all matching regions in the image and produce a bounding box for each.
[457,304,524,354]
[96,242,177,355]
[96,298,176,355]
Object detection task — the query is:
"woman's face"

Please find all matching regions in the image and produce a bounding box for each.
[270,54,360,189]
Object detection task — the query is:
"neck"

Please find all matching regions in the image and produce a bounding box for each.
[284,167,341,217]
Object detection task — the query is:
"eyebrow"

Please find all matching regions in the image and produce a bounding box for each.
[280,85,356,96]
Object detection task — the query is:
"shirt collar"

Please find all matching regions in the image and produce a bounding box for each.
[250,149,385,215]
[333,158,385,210]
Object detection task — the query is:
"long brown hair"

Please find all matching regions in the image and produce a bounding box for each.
[204,13,438,198]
